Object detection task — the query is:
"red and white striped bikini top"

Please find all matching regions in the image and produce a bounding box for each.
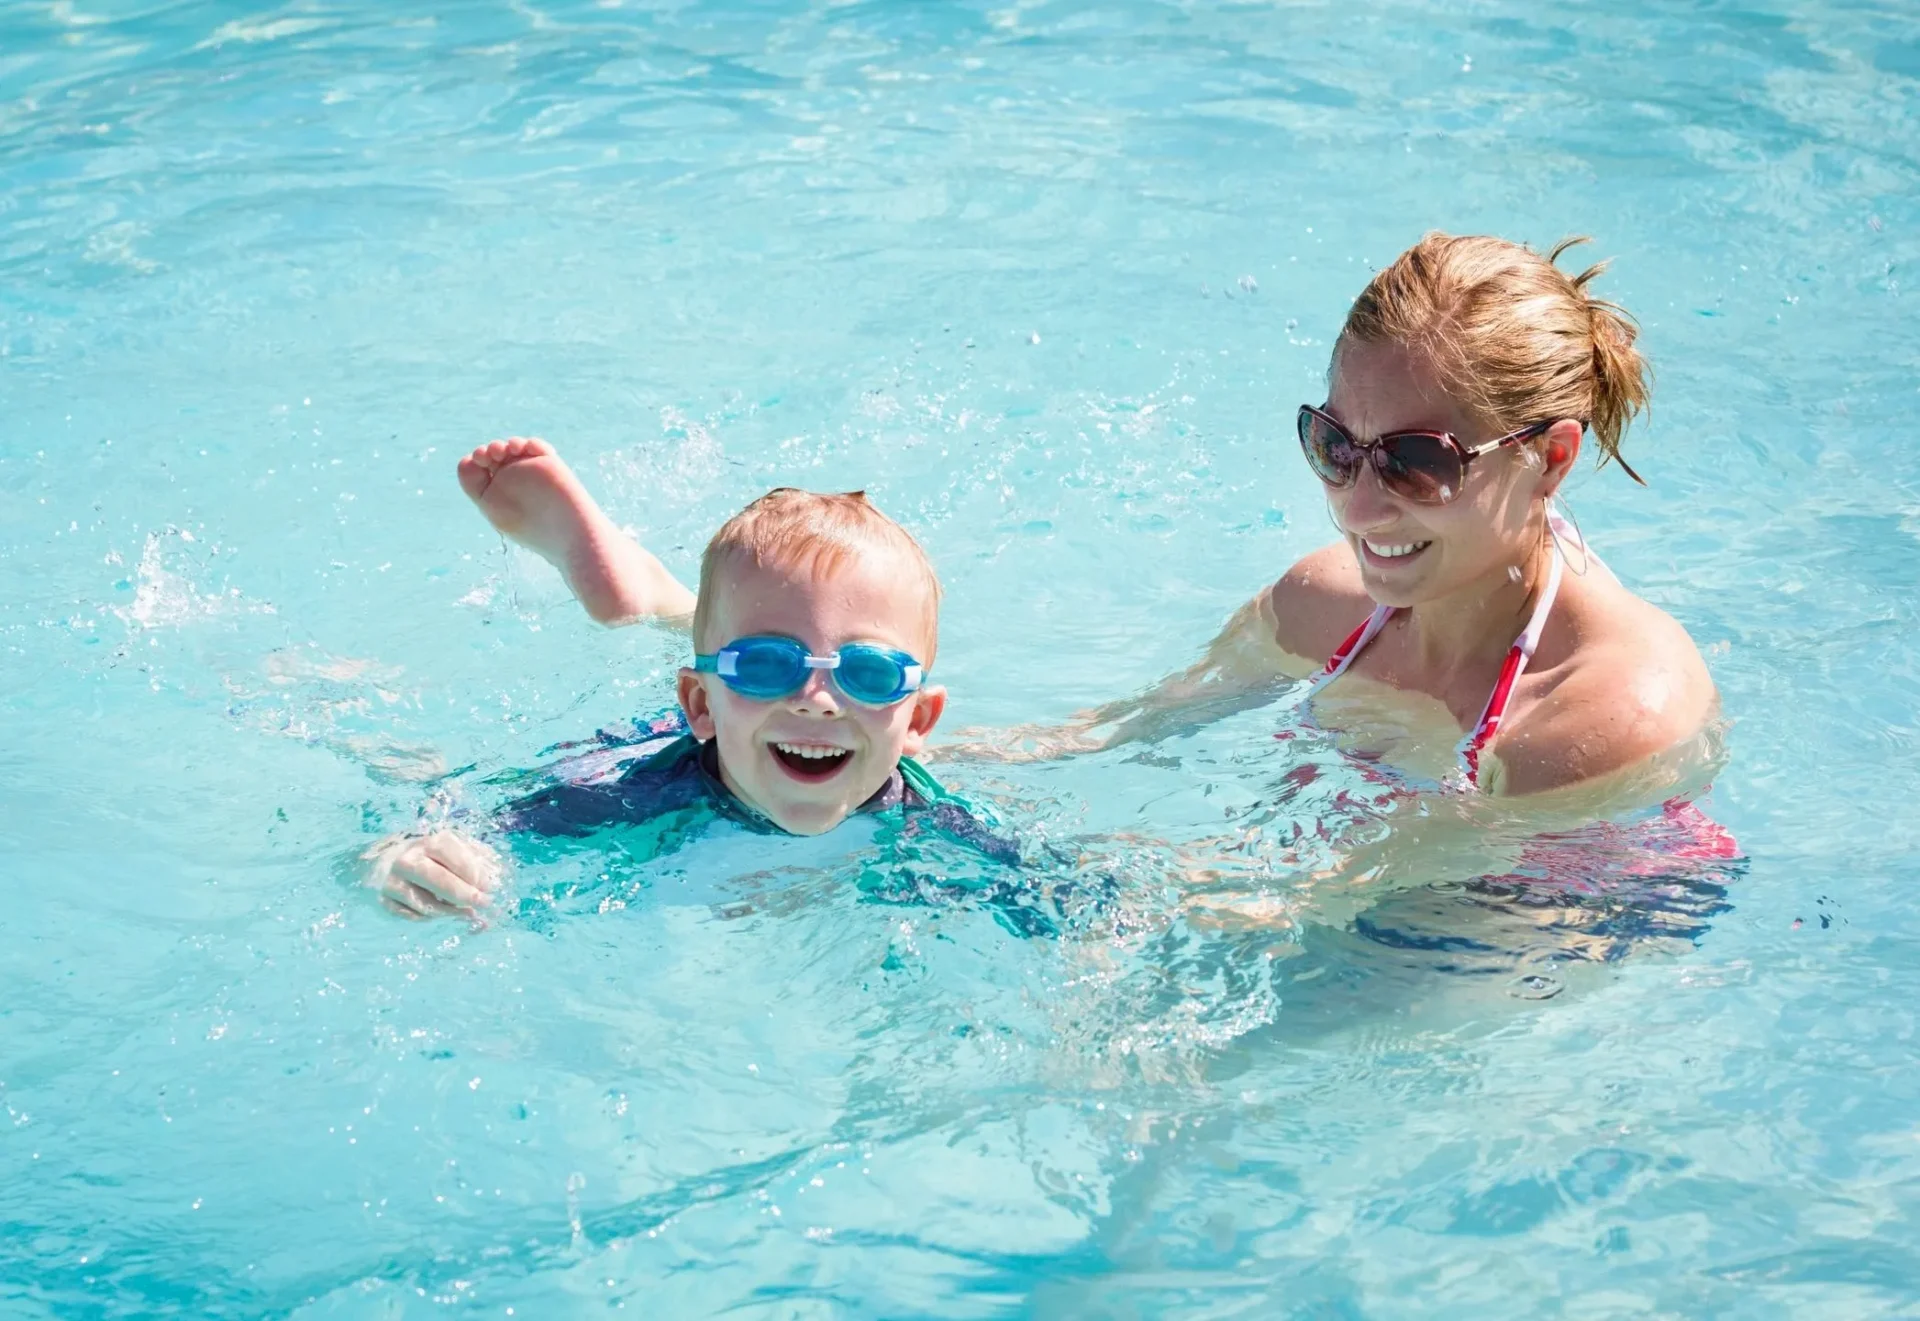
[1305,506,1582,788]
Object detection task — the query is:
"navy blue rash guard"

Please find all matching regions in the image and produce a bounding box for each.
[497,723,1016,862]
[484,713,1080,936]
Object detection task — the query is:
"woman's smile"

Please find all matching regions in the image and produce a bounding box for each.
[1359,537,1433,564]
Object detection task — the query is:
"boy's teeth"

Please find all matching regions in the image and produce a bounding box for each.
[1364,539,1431,559]
[774,742,848,759]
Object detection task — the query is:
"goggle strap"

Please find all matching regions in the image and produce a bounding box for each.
[802,654,839,670]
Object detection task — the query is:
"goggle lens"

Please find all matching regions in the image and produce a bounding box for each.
[836,646,916,705]
[728,639,809,697]
[696,636,923,706]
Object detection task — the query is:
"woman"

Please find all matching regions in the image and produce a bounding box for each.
[990,233,1721,800]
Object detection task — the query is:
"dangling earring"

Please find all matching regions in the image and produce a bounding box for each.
[1545,497,1590,577]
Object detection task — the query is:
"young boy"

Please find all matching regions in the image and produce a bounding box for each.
[367,438,990,919]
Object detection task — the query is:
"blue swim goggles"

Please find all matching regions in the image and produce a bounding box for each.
[694,635,926,706]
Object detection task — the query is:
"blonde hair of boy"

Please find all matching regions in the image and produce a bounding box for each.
[692,488,943,663]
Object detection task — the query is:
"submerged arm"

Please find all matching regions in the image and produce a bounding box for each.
[936,588,1317,764]
[936,544,1370,766]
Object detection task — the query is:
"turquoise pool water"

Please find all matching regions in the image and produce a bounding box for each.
[4,0,1918,1315]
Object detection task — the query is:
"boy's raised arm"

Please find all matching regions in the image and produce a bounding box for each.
[459,437,697,628]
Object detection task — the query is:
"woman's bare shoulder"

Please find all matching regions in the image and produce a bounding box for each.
[1495,588,1718,796]
[1265,542,1376,663]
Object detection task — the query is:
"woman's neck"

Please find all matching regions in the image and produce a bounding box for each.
[1399,533,1553,689]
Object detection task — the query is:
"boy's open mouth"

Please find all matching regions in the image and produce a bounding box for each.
[770,741,853,782]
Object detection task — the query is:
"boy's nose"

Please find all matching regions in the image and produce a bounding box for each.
[785,668,842,715]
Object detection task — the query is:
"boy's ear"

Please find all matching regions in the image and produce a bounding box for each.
[899,684,947,758]
[677,669,718,740]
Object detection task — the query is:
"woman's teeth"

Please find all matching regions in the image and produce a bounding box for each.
[1364,539,1431,559]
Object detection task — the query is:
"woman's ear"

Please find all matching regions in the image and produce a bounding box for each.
[1539,418,1584,497]
[899,684,948,757]
[678,669,718,740]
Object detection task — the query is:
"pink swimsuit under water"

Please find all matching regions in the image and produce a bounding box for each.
[1304,507,1576,789]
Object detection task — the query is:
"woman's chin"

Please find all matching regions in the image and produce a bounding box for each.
[1357,566,1429,609]
[1350,539,1431,602]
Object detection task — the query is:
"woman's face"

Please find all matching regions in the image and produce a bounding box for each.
[1321,338,1569,608]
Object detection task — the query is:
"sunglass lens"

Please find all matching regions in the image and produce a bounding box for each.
[1377,434,1463,504]
[1299,411,1361,487]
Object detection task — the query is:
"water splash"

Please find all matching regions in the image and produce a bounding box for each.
[114,528,272,631]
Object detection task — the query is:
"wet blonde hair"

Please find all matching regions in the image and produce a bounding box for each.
[1338,232,1651,483]
[693,488,943,664]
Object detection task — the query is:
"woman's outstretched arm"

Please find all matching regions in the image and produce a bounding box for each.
[934,581,1326,764]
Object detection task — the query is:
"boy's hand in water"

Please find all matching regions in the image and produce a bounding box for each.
[363,830,503,919]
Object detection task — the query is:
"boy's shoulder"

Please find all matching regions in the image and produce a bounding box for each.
[497,714,711,838]
[897,755,948,807]
[894,756,1022,866]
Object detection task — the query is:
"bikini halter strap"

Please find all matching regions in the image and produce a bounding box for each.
[1307,504,1579,788]
[1456,522,1566,783]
